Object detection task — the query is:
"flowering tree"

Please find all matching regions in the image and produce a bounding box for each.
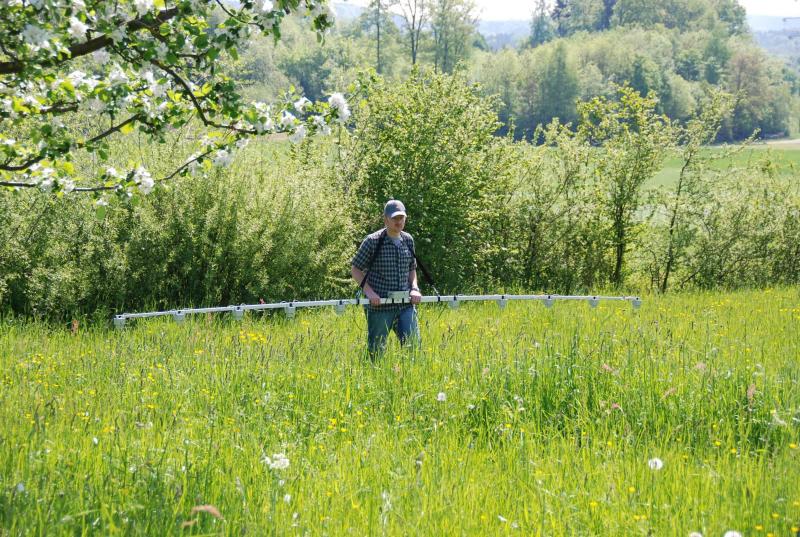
[0,0,351,199]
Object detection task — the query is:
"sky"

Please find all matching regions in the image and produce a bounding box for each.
[468,0,800,21]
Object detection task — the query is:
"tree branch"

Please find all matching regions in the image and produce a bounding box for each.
[0,114,140,171]
[0,7,179,75]
[154,61,257,134]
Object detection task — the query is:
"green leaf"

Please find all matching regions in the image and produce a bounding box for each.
[95,205,107,220]
[159,22,170,36]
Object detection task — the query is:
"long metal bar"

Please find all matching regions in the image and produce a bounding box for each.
[113,294,642,328]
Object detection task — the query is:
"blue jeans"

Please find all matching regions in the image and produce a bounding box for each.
[365,306,420,359]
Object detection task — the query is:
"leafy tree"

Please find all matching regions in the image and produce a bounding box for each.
[528,0,554,47]
[655,89,734,292]
[342,70,516,290]
[0,0,347,200]
[398,0,428,65]
[430,0,477,74]
[535,42,579,130]
[578,86,672,287]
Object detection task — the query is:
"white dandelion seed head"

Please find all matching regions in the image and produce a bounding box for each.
[283,494,291,503]
[723,532,742,537]
[437,392,446,402]
[688,532,703,537]
[648,457,664,470]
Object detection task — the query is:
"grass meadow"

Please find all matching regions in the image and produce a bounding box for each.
[1,288,799,535]
[650,144,800,188]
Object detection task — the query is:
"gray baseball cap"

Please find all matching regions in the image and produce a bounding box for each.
[384,199,407,218]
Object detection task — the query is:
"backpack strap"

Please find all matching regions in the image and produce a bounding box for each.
[359,228,388,289]
[402,234,440,296]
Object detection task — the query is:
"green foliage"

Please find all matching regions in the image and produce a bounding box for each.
[0,140,355,319]
[342,70,516,292]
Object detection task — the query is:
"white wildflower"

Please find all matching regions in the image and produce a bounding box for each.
[68,17,88,39]
[283,494,291,503]
[16,483,25,493]
[647,457,663,470]
[437,392,446,402]
[263,453,290,470]
[92,437,99,445]
[723,532,742,537]
[688,532,703,537]
[498,515,508,523]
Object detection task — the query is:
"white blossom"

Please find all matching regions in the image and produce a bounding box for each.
[293,97,311,112]
[62,179,75,193]
[22,24,53,51]
[437,392,446,402]
[92,49,110,65]
[68,17,88,39]
[289,124,306,143]
[328,92,350,123]
[312,115,330,135]
[280,110,297,129]
[133,0,154,16]
[213,149,233,167]
[255,0,274,12]
[133,166,154,194]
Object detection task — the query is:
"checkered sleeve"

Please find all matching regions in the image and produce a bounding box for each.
[352,235,376,271]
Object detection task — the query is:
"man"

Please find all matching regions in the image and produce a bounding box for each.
[351,200,423,359]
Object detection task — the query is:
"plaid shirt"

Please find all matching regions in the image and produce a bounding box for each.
[352,229,417,311]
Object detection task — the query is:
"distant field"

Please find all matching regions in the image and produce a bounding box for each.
[1,289,799,535]
[651,143,800,188]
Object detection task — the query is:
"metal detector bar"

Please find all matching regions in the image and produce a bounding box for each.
[113,294,642,328]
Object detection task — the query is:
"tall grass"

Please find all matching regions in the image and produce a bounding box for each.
[1,288,798,535]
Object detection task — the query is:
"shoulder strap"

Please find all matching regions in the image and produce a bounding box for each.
[402,235,440,296]
[359,229,388,289]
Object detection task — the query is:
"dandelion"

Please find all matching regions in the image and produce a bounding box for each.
[688,532,703,537]
[16,483,25,493]
[283,494,291,503]
[92,437,98,445]
[648,457,664,470]
[263,453,290,470]
[723,531,742,537]
[437,392,446,402]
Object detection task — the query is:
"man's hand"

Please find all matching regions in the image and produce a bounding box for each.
[366,290,382,307]
[410,290,422,305]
